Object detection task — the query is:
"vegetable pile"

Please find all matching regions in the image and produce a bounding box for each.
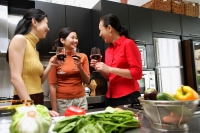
[10,105,52,133]
[143,85,200,124]
[53,106,140,133]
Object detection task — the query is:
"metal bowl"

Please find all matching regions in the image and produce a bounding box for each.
[0,100,34,117]
[138,97,200,131]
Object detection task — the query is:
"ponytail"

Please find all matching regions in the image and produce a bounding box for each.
[120,26,129,39]
[54,38,63,47]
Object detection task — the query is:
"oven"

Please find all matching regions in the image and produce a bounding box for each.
[137,46,147,69]
[137,70,156,96]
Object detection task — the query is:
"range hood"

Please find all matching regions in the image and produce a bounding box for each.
[0,5,8,53]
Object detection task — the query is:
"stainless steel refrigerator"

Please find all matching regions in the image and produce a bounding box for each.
[183,39,200,93]
[154,38,184,94]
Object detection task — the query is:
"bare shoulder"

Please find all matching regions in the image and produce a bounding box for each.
[9,34,27,49]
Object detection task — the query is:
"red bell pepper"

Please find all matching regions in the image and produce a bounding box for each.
[64,106,86,116]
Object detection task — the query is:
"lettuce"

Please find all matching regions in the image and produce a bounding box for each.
[10,105,52,133]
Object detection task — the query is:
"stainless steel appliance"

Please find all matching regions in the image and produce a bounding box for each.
[154,38,184,94]
[183,39,200,93]
[0,5,8,53]
[137,46,147,69]
[137,70,156,95]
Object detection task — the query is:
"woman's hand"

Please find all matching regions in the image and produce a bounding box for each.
[48,55,61,68]
[90,55,102,68]
[49,110,59,117]
[72,55,82,70]
[95,62,111,73]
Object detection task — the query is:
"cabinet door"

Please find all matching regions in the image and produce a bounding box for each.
[129,6,152,44]
[35,2,65,57]
[151,10,181,35]
[102,1,129,32]
[181,15,200,37]
[65,6,93,57]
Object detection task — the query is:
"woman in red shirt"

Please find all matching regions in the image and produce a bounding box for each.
[90,14,142,107]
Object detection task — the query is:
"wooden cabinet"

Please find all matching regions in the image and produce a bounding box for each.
[128,6,153,44]
[181,15,200,37]
[151,10,181,35]
[65,6,93,57]
[35,1,65,57]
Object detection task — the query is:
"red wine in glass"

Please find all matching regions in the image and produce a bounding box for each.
[72,48,80,70]
[56,47,66,74]
[91,54,101,60]
[91,47,101,72]
[57,54,66,61]
[72,55,80,60]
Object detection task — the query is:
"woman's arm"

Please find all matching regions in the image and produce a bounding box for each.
[9,35,31,100]
[49,85,58,112]
[99,71,109,81]
[95,62,132,79]
[77,54,90,84]
[95,40,142,80]
[41,56,60,84]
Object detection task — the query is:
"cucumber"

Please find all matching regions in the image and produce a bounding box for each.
[156,93,193,117]
[156,93,178,101]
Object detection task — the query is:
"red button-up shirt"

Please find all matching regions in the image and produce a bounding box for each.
[105,35,142,98]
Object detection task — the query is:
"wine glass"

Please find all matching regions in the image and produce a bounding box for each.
[91,47,101,72]
[72,48,80,71]
[56,47,66,74]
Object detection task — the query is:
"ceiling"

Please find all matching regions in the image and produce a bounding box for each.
[33,0,200,9]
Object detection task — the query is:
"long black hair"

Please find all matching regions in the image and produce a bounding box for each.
[54,27,76,48]
[6,8,47,62]
[100,13,130,39]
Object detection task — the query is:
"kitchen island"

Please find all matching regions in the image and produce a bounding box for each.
[1,105,200,133]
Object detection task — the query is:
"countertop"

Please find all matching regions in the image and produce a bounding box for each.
[1,105,200,133]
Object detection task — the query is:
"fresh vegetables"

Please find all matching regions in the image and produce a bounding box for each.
[174,85,199,100]
[10,105,52,133]
[156,92,193,117]
[64,106,86,116]
[163,112,189,124]
[156,92,178,101]
[53,106,140,133]
[144,88,158,100]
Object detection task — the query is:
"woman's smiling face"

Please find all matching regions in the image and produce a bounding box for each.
[99,20,112,43]
[62,32,78,50]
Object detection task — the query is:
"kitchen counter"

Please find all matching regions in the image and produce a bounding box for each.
[1,105,200,133]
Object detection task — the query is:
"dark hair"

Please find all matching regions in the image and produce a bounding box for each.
[6,8,47,62]
[54,27,76,48]
[100,13,130,39]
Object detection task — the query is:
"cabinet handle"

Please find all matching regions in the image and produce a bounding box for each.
[135,40,145,43]
[49,52,56,54]
[189,34,198,36]
[162,30,174,33]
